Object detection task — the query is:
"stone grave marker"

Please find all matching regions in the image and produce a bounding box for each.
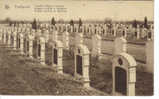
[75,32,83,46]
[28,34,34,58]
[62,31,69,50]
[114,37,127,55]
[74,44,90,88]
[3,30,6,44]
[19,33,24,55]
[37,37,46,65]
[13,31,17,50]
[112,52,137,96]
[146,40,154,73]
[53,30,58,42]
[92,34,101,57]
[0,28,2,41]
[52,40,63,74]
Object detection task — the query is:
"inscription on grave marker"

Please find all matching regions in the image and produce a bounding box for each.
[76,55,82,75]
[115,67,127,95]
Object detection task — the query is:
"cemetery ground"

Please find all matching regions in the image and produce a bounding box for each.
[0,41,153,96]
[62,54,153,96]
[0,43,106,95]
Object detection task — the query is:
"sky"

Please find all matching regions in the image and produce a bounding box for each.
[0,0,154,21]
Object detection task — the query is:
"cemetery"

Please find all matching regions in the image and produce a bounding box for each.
[0,18,154,96]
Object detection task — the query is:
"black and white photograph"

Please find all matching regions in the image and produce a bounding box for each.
[0,0,154,96]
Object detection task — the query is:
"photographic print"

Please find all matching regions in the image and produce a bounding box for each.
[0,0,154,96]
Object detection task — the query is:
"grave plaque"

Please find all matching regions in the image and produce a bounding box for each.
[115,67,127,95]
[16,37,18,48]
[135,32,137,37]
[19,38,20,48]
[11,36,13,45]
[38,44,41,57]
[76,55,82,75]
[123,31,125,37]
[6,34,8,43]
[148,32,151,39]
[112,30,114,35]
[24,39,26,53]
[27,41,29,53]
[54,49,58,64]
[2,34,4,41]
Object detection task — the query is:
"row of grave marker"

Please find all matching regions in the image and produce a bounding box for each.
[1,22,154,41]
[0,25,154,73]
[0,24,153,96]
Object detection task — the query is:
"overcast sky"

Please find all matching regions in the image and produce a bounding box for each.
[0,0,154,21]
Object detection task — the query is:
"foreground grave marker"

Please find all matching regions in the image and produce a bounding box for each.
[74,44,90,88]
[28,34,34,58]
[37,37,46,65]
[113,36,137,96]
[52,40,63,74]
[112,53,137,96]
